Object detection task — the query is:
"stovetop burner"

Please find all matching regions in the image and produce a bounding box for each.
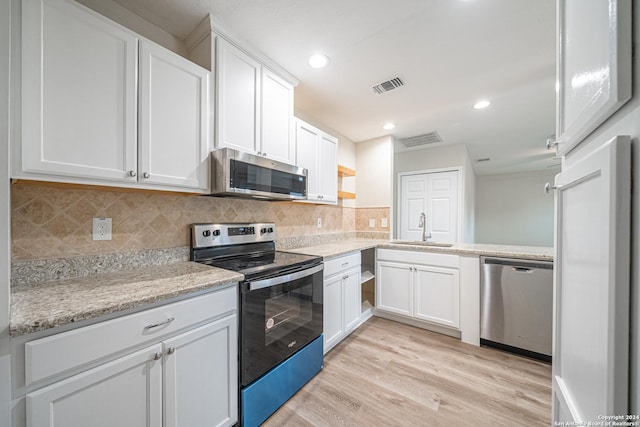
[200,251,321,279]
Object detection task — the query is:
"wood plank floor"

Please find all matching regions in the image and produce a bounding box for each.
[263,317,552,426]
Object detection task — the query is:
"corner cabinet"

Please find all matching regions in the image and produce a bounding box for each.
[323,252,362,353]
[295,119,338,204]
[215,38,295,165]
[22,287,238,427]
[17,0,210,192]
[376,249,460,330]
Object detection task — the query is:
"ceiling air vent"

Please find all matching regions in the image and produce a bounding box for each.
[372,76,405,94]
[399,132,442,148]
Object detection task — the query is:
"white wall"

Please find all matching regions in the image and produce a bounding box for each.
[393,143,476,242]
[0,0,11,424]
[356,136,393,207]
[475,170,556,247]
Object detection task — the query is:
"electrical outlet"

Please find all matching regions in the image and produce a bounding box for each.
[92,218,112,241]
[381,218,388,228]
[317,217,322,228]
[369,219,376,228]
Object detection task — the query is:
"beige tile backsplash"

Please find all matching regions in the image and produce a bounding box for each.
[11,182,389,262]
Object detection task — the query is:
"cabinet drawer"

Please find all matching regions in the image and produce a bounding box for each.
[377,249,459,269]
[25,286,237,387]
[324,252,361,277]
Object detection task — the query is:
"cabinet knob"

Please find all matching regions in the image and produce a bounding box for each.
[128,170,137,177]
[142,172,150,179]
[153,352,163,361]
[544,183,562,193]
[263,152,267,157]
[167,347,176,355]
[257,151,262,156]
[546,138,559,150]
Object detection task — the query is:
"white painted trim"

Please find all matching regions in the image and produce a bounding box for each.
[373,310,461,339]
[396,166,465,243]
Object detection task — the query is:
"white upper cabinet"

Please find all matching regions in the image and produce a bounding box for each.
[20,0,138,182]
[215,38,295,164]
[17,0,210,192]
[555,0,631,155]
[295,119,338,204]
[139,40,209,190]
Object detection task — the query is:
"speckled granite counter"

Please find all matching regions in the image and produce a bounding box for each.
[288,238,553,261]
[286,239,389,259]
[10,262,243,337]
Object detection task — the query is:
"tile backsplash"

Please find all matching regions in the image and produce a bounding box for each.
[11,182,389,262]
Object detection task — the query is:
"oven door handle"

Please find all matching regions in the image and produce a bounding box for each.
[247,264,324,291]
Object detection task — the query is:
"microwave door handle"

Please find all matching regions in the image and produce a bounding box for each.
[248,264,324,291]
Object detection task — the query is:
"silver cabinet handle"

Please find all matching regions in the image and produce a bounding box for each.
[128,170,137,177]
[167,347,176,355]
[153,352,163,361]
[263,152,267,157]
[257,151,263,156]
[546,138,559,150]
[142,172,150,179]
[544,183,562,193]
[144,317,175,330]
[341,262,349,267]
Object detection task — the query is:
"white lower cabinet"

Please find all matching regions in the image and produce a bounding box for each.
[23,288,238,427]
[376,249,460,329]
[323,253,362,353]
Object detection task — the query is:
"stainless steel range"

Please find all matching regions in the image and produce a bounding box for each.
[190,223,324,427]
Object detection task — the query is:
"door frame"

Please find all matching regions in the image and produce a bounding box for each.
[395,166,465,242]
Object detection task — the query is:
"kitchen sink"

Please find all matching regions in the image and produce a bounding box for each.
[390,240,454,247]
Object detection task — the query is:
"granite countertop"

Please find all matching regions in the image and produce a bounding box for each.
[288,238,554,262]
[10,262,243,337]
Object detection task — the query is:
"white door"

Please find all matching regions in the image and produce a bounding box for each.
[21,0,138,181]
[556,0,631,155]
[27,344,163,427]
[164,316,238,427]
[376,261,413,317]
[295,120,320,200]
[323,273,344,353]
[317,133,338,204]
[139,40,210,191]
[261,69,294,164]
[400,174,427,241]
[552,135,630,423]
[399,171,458,242]
[413,265,460,328]
[426,171,458,243]
[343,267,362,334]
[215,38,261,154]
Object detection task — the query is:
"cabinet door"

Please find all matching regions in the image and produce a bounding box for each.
[261,69,295,164]
[139,40,210,191]
[426,171,458,243]
[21,0,138,182]
[164,315,238,427]
[556,0,631,155]
[376,261,412,316]
[323,273,344,353]
[552,136,630,423]
[295,120,320,199]
[343,267,362,334]
[215,38,261,154]
[414,265,460,328]
[27,344,162,427]
[317,133,338,204]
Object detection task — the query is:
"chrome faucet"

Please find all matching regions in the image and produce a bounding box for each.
[418,212,432,242]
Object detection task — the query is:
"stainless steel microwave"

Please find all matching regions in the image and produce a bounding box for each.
[209,148,307,200]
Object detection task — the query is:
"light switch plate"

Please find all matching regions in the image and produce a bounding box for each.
[93,218,112,241]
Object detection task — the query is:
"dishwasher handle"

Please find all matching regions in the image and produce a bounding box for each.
[512,267,533,273]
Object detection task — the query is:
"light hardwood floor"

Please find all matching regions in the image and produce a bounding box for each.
[263,317,552,426]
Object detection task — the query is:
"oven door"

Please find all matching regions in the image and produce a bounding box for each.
[240,263,323,386]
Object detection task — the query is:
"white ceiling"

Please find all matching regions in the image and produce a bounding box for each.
[114,0,558,175]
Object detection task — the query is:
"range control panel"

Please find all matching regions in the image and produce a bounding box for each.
[191,223,276,248]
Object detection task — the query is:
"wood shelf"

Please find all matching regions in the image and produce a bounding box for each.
[337,165,356,177]
[338,190,356,199]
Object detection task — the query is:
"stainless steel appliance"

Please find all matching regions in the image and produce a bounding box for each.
[480,257,553,361]
[209,148,307,200]
[190,223,323,427]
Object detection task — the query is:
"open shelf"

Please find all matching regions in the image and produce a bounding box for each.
[361,270,375,284]
[338,190,356,199]
[338,165,356,177]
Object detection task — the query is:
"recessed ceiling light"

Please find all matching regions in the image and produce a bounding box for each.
[308,53,330,69]
[383,123,396,130]
[473,100,491,109]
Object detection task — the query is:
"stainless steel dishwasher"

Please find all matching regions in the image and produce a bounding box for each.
[480,257,553,362]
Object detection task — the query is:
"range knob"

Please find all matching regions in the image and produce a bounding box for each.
[268,227,274,233]
[260,228,267,235]
[212,230,221,237]
[202,230,211,237]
